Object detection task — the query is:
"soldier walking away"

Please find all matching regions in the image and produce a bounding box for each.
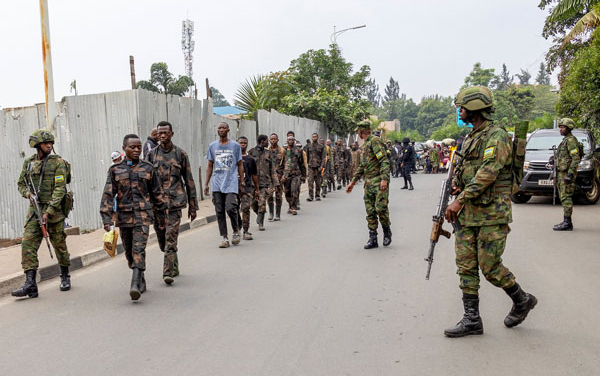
[334,140,347,190]
[100,134,167,301]
[346,121,392,249]
[249,134,280,231]
[205,122,244,248]
[400,138,415,190]
[13,130,73,298]
[323,139,335,195]
[444,86,537,337]
[237,136,259,240]
[305,133,326,201]
[142,128,159,160]
[281,135,307,215]
[553,118,582,231]
[349,142,361,180]
[268,133,285,221]
[146,121,198,285]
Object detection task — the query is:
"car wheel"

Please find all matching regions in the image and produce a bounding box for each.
[577,178,600,205]
[510,192,532,204]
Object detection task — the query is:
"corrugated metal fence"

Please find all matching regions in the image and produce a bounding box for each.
[0,89,327,240]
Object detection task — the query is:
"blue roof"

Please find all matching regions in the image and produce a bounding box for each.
[213,106,245,116]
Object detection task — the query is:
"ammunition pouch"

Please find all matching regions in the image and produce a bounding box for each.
[61,191,74,217]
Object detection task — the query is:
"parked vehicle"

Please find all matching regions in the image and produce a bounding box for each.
[511,128,600,205]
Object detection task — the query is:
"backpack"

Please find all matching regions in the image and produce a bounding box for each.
[59,157,74,217]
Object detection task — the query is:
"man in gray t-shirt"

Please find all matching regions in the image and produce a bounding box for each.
[205,122,244,248]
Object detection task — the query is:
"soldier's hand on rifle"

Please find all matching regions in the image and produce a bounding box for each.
[346,182,355,194]
[380,180,388,192]
[451,183,461,195]
[42,212,49,225]
[189,209,197,222]
[445,200,463,223]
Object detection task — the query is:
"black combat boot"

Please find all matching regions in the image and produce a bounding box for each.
[130,268,142,301]
[503,283,537,328]
[364,231,379,249]
[444,294,484,337]
[553,216,573,231]
[408,181,414,190]
[382,226,392,246]
[274,204,281,221]
[257,212,266,231]
[139,271,147,293]
[11,270,38,298]
[59,266,71,291]
[268,202,275,221]
[401,178,408,189]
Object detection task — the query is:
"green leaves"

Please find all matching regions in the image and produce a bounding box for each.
[135,62,193,96]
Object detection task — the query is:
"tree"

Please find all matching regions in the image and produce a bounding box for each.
[136,62,194,96]
[384,77,400,102]
[365,79,381,108]
[516,69,532,85]
[463,62,497,88]
[210,86,230,106]
[415,95,454,136]
[495,64,513,90]
[535,62,552,85]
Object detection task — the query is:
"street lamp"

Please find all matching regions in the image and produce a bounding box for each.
[330,24,366,44]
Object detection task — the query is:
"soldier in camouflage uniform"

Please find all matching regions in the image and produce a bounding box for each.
[237,136,259,240]
[280,135,307,215]
[249,134,280,231]
[334,140,347,190]
[146,121,198,285]
[100,134,167,301]
[553,118,582,231]
[305,133,325,201]
[322,139,336,195]
[444,86,537,337]
[12,130,72,299]
[268,133,285,221]
[349,142,361,180]
[346,121,392,249]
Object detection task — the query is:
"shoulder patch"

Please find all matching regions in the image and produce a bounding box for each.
[375,151,384,159]
[483,147,496,160]
[569,148,579,156]
[55,175,65,183]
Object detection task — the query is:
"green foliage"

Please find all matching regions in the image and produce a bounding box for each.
[529,113,556,130]
[495,64,513,90]
[210,86,230,107]
[463,62,496,88]
[384,77,400,102]
[536,63,552,85]
[415,95,455,136]
[234,75,267,115]
[431,123,470,141]
[136,62,193,96]
[516,69,532,85]
[365,79,381,108]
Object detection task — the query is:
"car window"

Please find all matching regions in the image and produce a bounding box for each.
[527,133,590,151]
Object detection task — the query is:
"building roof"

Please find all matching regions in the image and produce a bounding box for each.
[213,106,245,116]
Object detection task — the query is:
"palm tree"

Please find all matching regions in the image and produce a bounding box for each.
[562,3,600,47]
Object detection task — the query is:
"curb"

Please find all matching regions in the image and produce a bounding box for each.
[0,214,217,297]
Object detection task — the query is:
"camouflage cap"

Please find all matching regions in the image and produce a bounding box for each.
[558,118,575,129]
[29,129,55,148]
[356,120,372,131]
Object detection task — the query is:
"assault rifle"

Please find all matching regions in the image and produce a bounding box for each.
[24,164,53,259]
[425,150,460,280]
[551,145,557,206]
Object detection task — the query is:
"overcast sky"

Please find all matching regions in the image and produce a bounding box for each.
[0,0,554,109]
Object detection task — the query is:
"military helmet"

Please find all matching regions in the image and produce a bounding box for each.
[29,129,55,148]
[558,118,575,129]
[356,120,372,131]
[454,86,494,112]
[402,137,410,144]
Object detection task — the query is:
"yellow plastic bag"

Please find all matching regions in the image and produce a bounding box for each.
[103,228,119,258]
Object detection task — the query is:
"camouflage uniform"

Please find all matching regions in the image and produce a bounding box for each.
[267,146,285,215]
[17,154,70,271]
[323,145,335,191]
[352,135,391,231]
[350,148,361,179]
[334,144,347,188]
[556,133,581,218]
[146,145,198,277]
[238,154,257,233]
[343,147,352,185]
[100,158,166,271]
[281,145,307,210]
[249,146,279,213]
[305,141,325,199]
[453,121,516,296]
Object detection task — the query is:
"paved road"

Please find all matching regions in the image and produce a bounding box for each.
[1,174,599,376]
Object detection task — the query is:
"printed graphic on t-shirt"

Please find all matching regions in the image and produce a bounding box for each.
[214,149,234,172]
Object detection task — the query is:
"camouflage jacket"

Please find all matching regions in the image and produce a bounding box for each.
[249,146,280,189]
[146,144,199,212]
[556,133,581,175]
[17,154,68,223]
[100,158,166,227]
[270,145,285,177]
[281,146,307,179]
[352,135,390,184]
[454,121,513,227]
[334,145,347,166]
[305,141,325,169]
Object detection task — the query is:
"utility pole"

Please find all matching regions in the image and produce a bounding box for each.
[129,55,136,89]
[330,24,366,44]
[39,0,57,130]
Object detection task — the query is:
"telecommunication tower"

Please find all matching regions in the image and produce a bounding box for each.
[181,19,195,97]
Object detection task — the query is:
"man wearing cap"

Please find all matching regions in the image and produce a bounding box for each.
[400,137,414,190]
[346,120,392,249]
[553,118,582,231]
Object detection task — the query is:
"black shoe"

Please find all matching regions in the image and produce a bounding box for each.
[337,185,342,190]
[274,205,281,221]
[382,227,392,246]
[315,196,321,201]
[401,186,408,189]
[444,295,484,337]
[504,284,537,328]
[59,266,71,291]
[307,197,313,202]
[364,231,379,249]
[130,268,142,301]
[321,192,326,198]
[408,183,414,190]
[268,203,275,221]
[11,270,38,298]
[553,216,573,231]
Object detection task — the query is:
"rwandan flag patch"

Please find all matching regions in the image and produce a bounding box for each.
[55,175,65,183]
[483,147,495,160]
[375,151,384,159]
[569,148,578,156]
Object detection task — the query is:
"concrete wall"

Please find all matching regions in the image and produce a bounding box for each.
[0,89,325,239]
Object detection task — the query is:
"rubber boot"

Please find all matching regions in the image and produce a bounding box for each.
[401,176,408,189]
[553,216,573,231]
[130,268,142,301]
[59,266,71,291]
[503,283,538,328]
[274,204,281,221]
[257,212,266,231]
[408,181,414,190]
[11,270,38,298]
[268,202,275,221]
[364,231,379,249]
[382,226,392,246]
[444,294,484,337]
[173,254,179,277]
[139,271,146,294]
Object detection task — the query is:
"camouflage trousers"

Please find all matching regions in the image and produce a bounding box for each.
[455,224,516,296]
[283,175,301,209]
[120,225,149,271]
[363,179,391,231]
[239,190,255,232]
[557,171,576,217]
[154,210,182,277]
[307,167,322,198]
[21,217,70,271]
[323,161,335,188]
[252,187,270,213]
[267,182,283,207]
[335,163,346,186]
